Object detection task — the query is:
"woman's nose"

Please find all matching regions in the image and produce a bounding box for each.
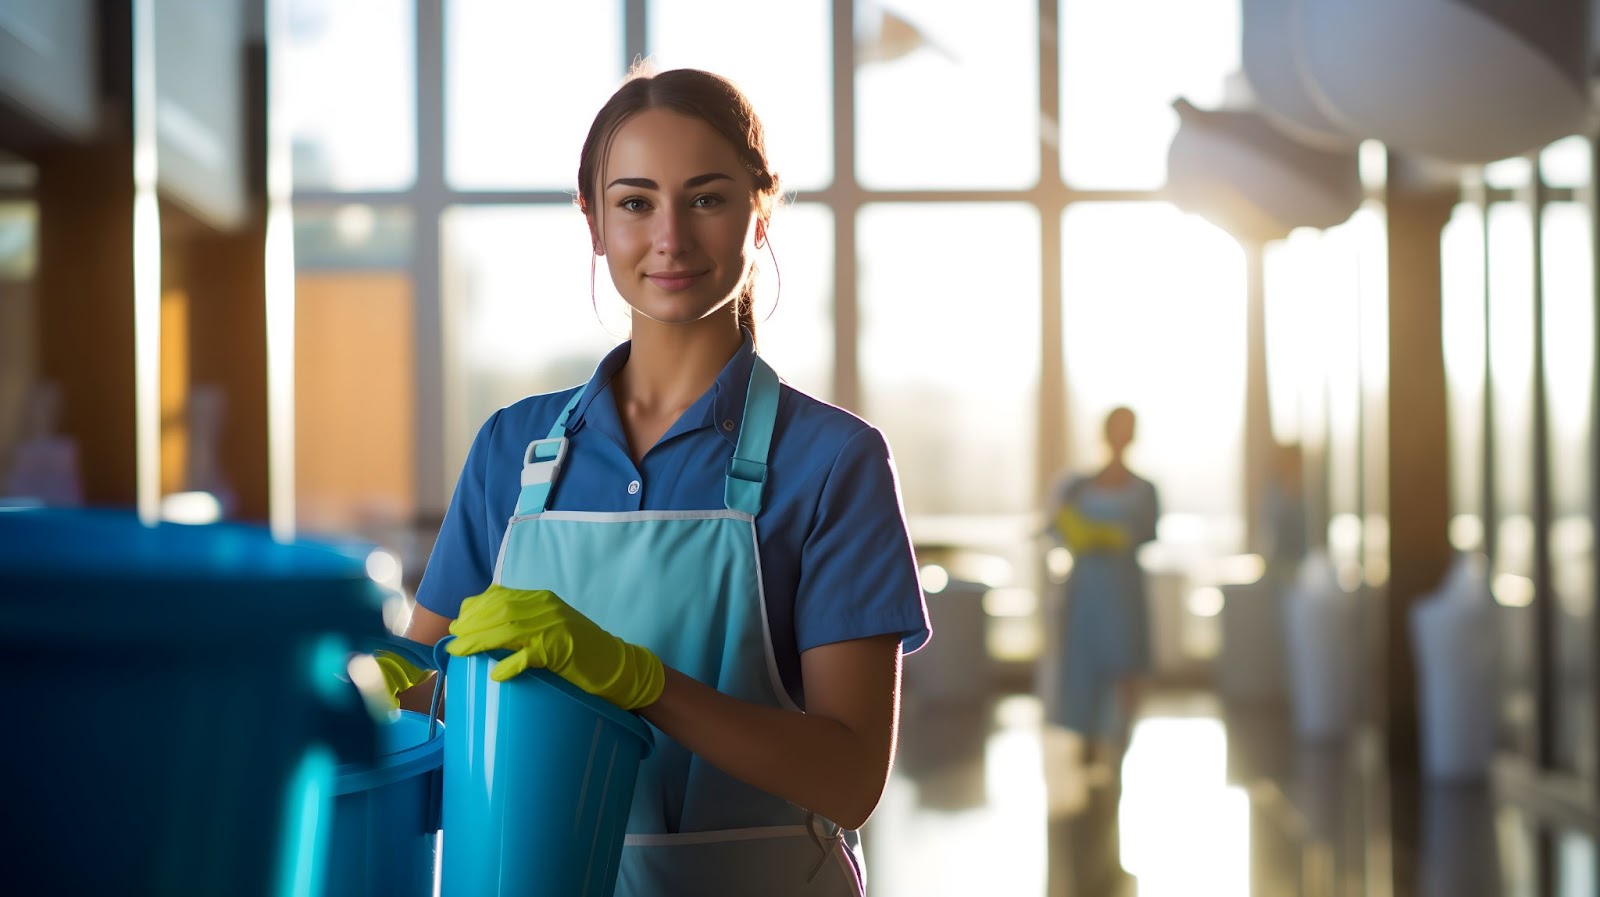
[653,207,693,255]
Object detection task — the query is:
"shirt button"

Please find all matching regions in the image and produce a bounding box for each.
[722,419,735,432]
[627,480,641,495]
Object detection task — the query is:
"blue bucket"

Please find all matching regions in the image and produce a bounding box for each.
[0,506,385,897]
[327,709,445,897]
[435,636,654,897]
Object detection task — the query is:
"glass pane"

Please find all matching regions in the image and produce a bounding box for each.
[1483,157,1534,192]
[1062,203,1246,554]
[446,0,623,190]
[0,200,37,279]
[1557,829,1597,897]
[750,203,832,401]
[650,0,832,192]
[1543,200,1594,779]
[1541,136,1591,191]
[1441,203,1487,551]
[1060,0,1239,190]
[442,206,621,479]
[1263,234,1318,446]
[285,0,415,192]
[1275,229,1331,535]
[292,204,413,271]
[858,203,1040,521]
[1349,207,1389,588]
[1314,215,1368,581]
[856,1,1038,189]
[1487,200,1537,758]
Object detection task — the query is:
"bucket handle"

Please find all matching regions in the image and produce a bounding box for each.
[429,636,455,742]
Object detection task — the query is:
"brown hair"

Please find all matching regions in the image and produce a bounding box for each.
[578,66,782,343]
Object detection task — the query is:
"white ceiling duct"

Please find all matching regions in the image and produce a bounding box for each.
[1297,0,1590,164]
[1166,99,1364,244]
[1241,0,1359,151]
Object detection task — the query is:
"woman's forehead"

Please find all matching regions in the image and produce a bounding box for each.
[601,109,750,187]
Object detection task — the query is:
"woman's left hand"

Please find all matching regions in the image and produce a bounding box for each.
[446,584,665,710]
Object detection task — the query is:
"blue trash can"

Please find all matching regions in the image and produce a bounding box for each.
[0,507,386,897]
[435,636,654,897]
[328,709,444,897]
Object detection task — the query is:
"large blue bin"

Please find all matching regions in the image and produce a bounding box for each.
[0,507,385,897]
[436,637,654,897]
[328,709,444,897]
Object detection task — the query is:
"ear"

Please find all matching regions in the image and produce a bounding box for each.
[586,215,604,256]
[754,218,768,249]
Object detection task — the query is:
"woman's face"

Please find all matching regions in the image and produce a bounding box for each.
[590,108,761,331]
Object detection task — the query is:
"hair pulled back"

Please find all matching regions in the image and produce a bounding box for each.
[578,66,782,342]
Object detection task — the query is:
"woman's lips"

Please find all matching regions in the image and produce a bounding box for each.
[646,270,707,291]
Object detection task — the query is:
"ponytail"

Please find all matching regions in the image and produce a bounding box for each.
[736,269,758,349]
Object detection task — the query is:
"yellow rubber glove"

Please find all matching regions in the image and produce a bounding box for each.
[445,584,665,711]
[1055,505,1129,553]
[371,650,431,711]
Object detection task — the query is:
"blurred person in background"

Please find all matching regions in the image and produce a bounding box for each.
[382,66,930,896]
[1044,406,1161,772]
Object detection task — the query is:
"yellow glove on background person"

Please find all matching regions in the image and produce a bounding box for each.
[1054,505,1129,553]
[446,584,665,711]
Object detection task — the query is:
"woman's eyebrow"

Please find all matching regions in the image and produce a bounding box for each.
[605,172,734,190]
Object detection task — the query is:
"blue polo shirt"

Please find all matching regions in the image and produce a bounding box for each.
[416,332,931,706]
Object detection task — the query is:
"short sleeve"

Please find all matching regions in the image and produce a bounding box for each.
[414,410,504,618]
[794,427,931,654]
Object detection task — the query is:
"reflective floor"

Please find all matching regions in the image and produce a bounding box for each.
[861,685,1596,897]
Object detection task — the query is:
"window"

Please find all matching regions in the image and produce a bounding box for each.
[857,203,1040,520]
[856,0,1039,190]
[1062,203,1246,552]
[284,0,415,191]
[1060,0,1239,189]
[446,0,624,190]
[441,205,619,478]
[649,0,833,192]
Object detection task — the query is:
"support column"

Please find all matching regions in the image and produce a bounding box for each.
[1243,241,1274,554]
[1383,187,1455,773]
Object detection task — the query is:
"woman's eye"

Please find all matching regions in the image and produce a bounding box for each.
[692,194,723,209]
[619,198,649,212]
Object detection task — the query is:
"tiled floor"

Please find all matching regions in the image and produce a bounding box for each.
[860,685,1590,897]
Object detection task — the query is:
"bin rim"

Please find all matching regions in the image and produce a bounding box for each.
[333,709,444,796]
[435,636,654,758]
[0,507,386,640]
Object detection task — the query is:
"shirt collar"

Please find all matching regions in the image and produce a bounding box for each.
[566,328,757,450]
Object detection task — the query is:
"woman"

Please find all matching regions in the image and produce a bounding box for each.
[1046,406,1160,768]
[388,67,929,895]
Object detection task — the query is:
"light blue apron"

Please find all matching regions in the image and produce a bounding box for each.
[496,355,865,897]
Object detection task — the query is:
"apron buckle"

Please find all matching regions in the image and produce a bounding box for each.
[522,437,568,486]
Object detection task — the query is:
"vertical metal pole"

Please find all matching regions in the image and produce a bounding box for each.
[1529,155,1555,771]
[1037,0,1067,498]
[830,0,859,412]
[413,0,447,515]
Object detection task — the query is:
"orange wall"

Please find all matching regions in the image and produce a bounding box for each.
[295,272,414,534]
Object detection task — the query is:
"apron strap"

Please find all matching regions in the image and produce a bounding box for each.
[725,355,780,516]
[515,386,585,516]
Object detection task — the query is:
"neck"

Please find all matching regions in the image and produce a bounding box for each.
[615,316,743,416]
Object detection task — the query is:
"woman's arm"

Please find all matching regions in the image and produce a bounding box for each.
[394,602,455,713]
[639,633,903,831]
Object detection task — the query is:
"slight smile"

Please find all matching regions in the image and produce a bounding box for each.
[646,269,709,291]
